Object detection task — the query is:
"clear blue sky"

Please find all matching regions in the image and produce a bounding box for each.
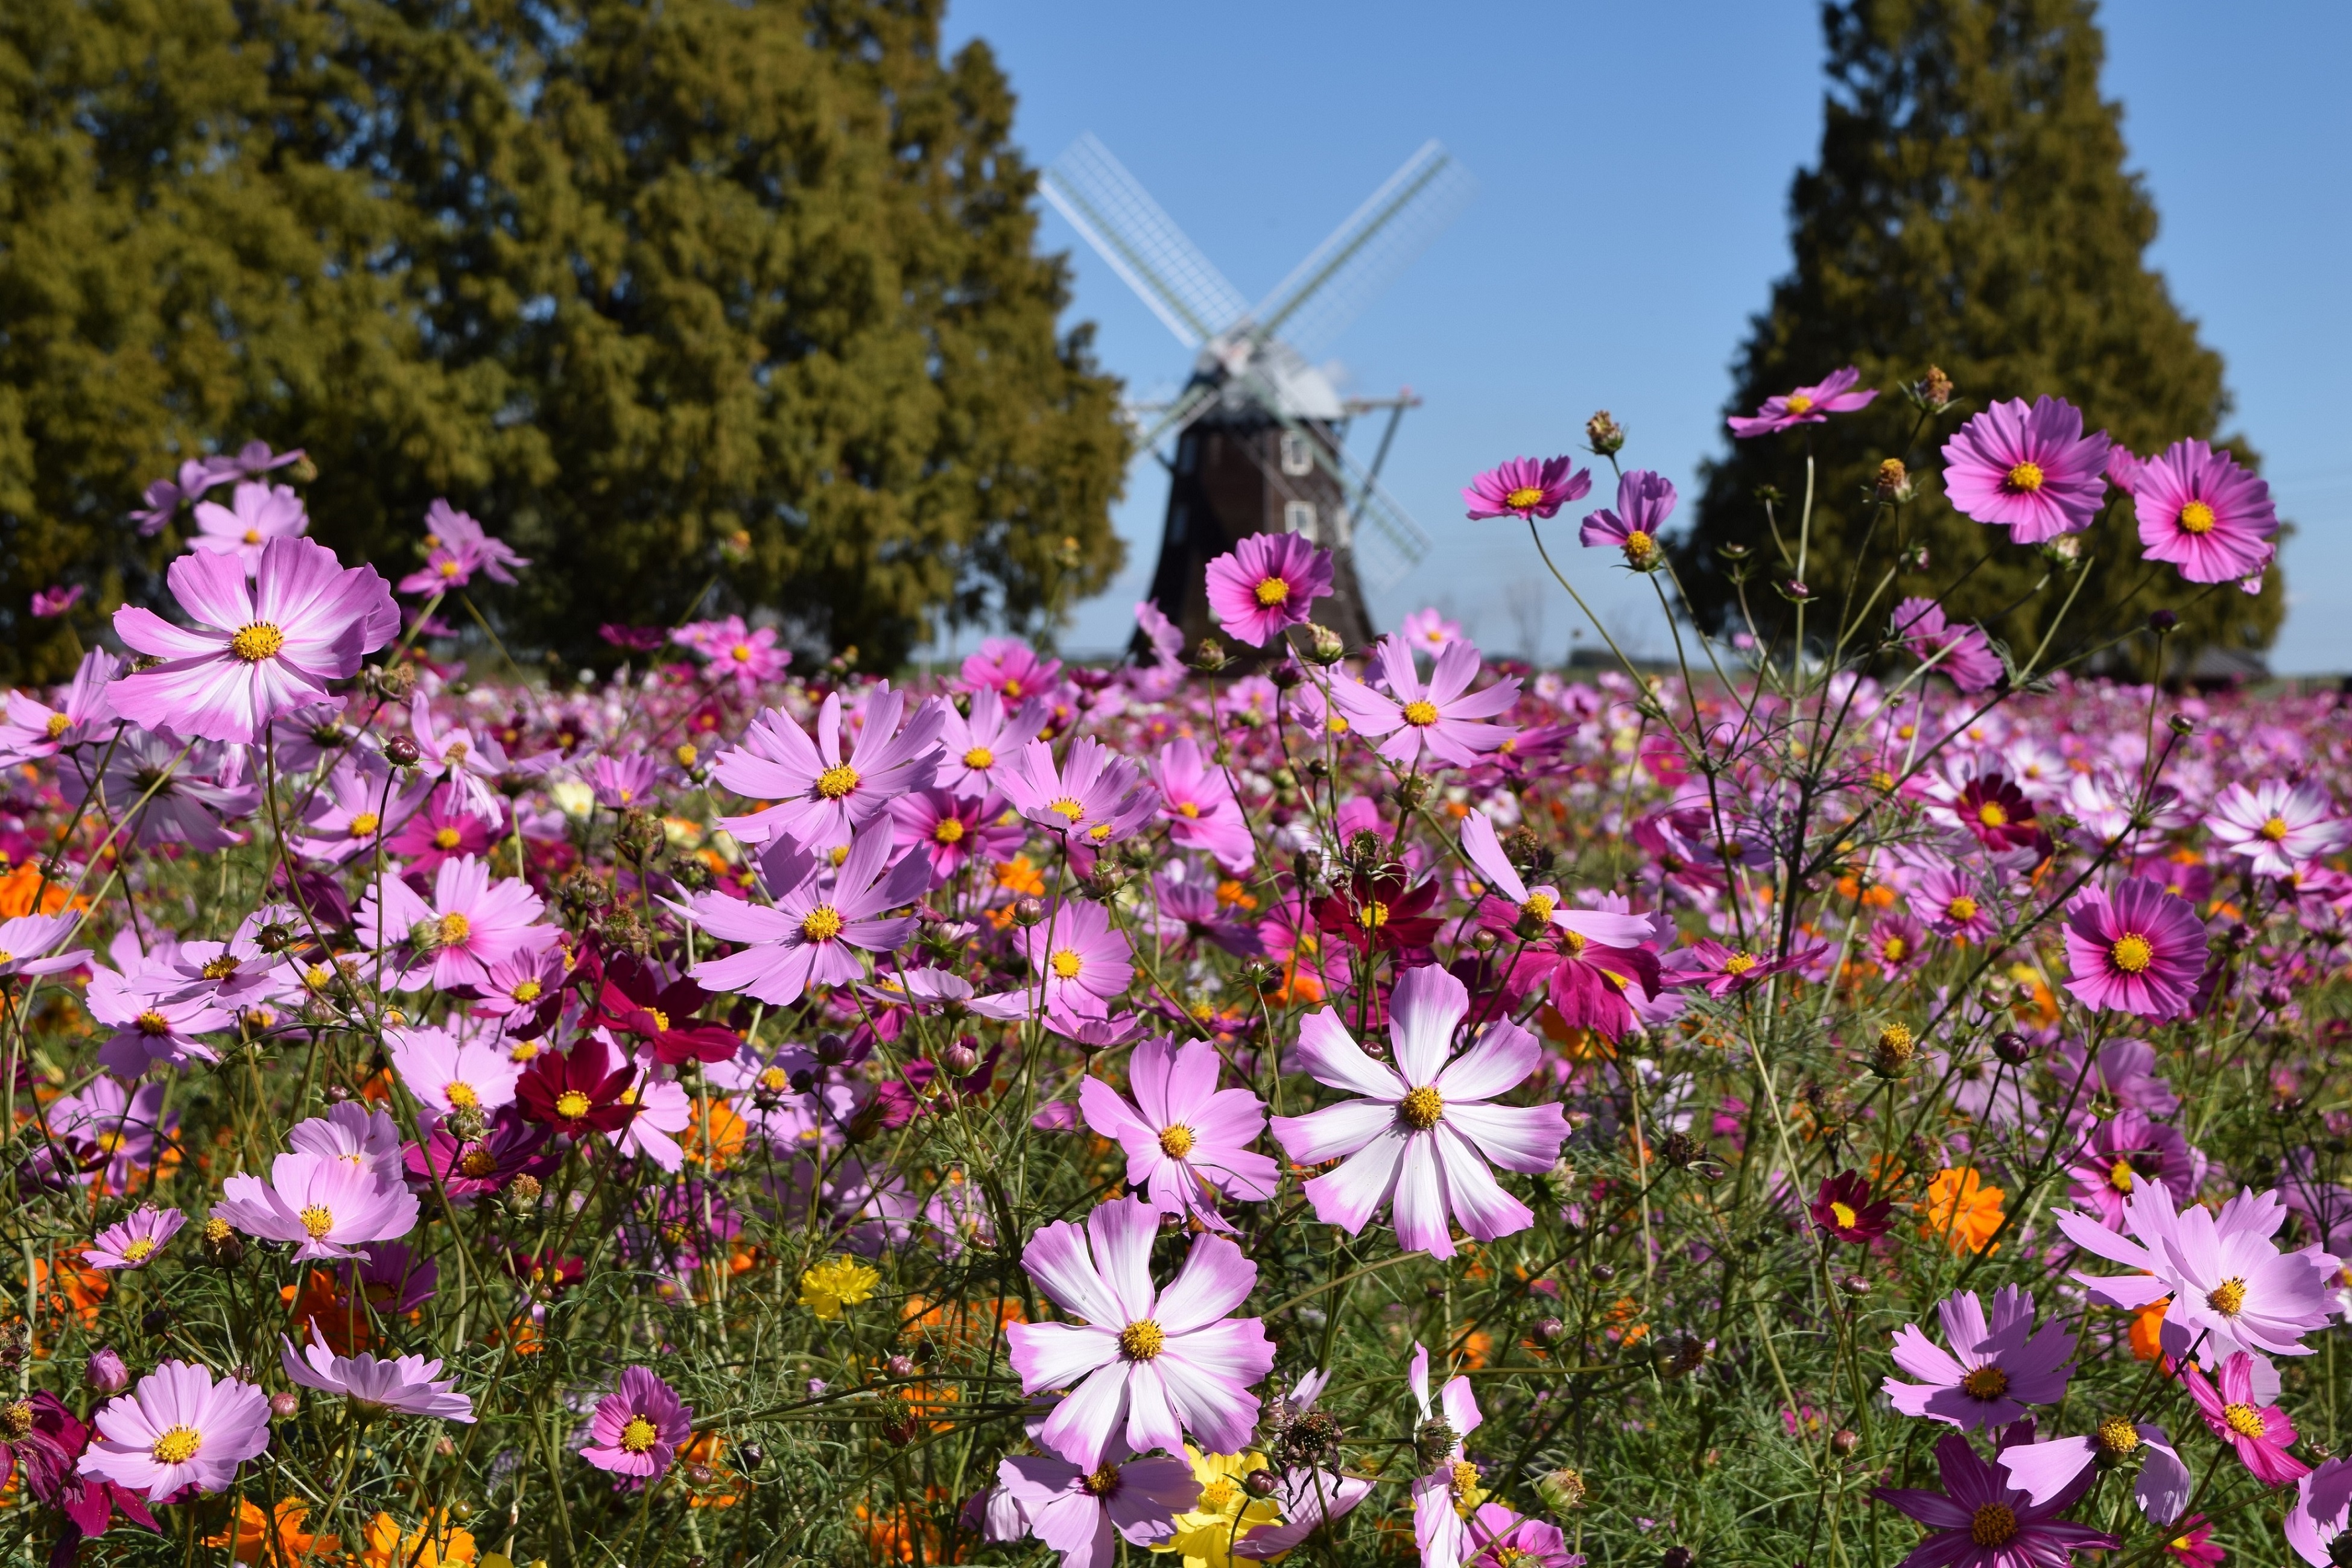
[934,0,2352,673]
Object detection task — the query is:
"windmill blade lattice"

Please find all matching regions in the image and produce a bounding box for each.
[1040,134,1249,349]
[1247,141,1477,359]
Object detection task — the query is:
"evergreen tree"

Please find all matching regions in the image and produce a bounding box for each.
[1672,0,2281,668]
[0,0,1126,684]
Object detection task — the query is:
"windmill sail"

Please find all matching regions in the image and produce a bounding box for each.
[1247,141,1477,359]
[1041,134,1247,349]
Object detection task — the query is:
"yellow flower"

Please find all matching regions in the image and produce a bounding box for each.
[799,1256,881,1320]
[1153,1447,1282,1568]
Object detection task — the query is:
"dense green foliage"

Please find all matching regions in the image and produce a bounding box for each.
[1673,0,2283,665]
[0,0,1127,684]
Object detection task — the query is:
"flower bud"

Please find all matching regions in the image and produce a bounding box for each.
[142,1307,173,1335]
[1534,1465,1588,1512]
[270,1392,301,1419]
[1840,1274,1872,1297]
[445,1106,487,1143]
[1869,1022,1915,1079]
[1918,366,1954,411]
[2168,713,2196,737]
[884,1353,917,1378]
[1585,410,1626,457]
[942,1038,980,1075]
[1535,1316,1567,1344]
[1991,1030,2033,1066]
[1191,639,1229,674]
[504,1173,543,1208]
[1874,458,1912,502]
[1662,1548,1696,1568]
[1303,624,1347,666]
[1243,1467,1279,1498]
[1588,1261,1617,1285]
[384,735,421,768]
[739,1443,766,1468]
[1830,1428,1859,1456]
[817,1031,854,1065]
[1011,896,1045,929]
[1782,578,1812,602]
[2148,609,2179,635]
[86,1346,130,1394]
[1392,775,1430,810]
[2263,982,2296,1011]
[1268,659,1304,691]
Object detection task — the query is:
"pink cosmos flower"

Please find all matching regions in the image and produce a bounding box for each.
[1000,737,1157,847]
[1465,1505,1580,1568]
[0,911,94,981]
[1913,863,1999,943]
[77,1361,271,1502]
[888,787,1022,878]
[288,1102,407,1186]
[2055,1184,2339,1362]
[215,1149,419,1262]
[1576,469,1676,569]
[1018,899,1135,1019]
[1872,1432,2118,1568]
[417,499,528,584]
[280,1323,476,1422]
[1203,533,1333,648]
[1151,738,1254,873]
[674,616,792,691]
[1005,1195,1276,1470]
[1883,1286,2074,1431]
[1462,455,1591,520]
[2135,438,2278,584]
[587,753,660,811]
[995,1450,1199,1568]
[961,637,1063,703]
[109,536,399,745]
[2064,1109,2204,1230]
[382,783,498,873]
[581,1367,691,1484]
[1399,607,1462,654]
[388,1025,525,1117]
[685,822,931,1007]
[1941,396,2113,542]
[1460,811,1658,949]
[1891,598,2003,693]
[188,481,309,574]
[360,855,558,993]
[1407,1342,1483,1568]
[1271,965,1567,1260]
[86,1206,185,1271]
[2059,877,2207,1021]
[1078,1037,1279,1232]
[2186,1351,2309,1485]
[2209,780,2347,879]
[714,685,945,850]
[2106,445,2145,495]
[290,759,428,865]
[2287,1456,2352,1566]
[2000,1421,2190,1526]
[0,647,118,764]
[1727,367,1877,438]
[1660,940,1813,998]
[30,583,84,618]
[86,973,232,1080]
[936,688,1050,799]
[1327,635,1520,770]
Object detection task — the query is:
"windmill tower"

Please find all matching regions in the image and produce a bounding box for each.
[1042,136,1473,656]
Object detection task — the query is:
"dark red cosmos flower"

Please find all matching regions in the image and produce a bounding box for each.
[1313,870,1441,955]
[595,954,739,1065]
[506,1247,587,1296]
[516,1034,638,1136]
[1811,1170,1893,1244]
[1954,773,2051,857]
[1,1390,160,1541]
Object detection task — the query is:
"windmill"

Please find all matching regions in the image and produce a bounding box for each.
[1041,134,1474,656]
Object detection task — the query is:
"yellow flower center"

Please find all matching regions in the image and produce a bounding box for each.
[1784,393,1815,416]
[1,1400,31,1438]
[1622,531,1656,564]
[1723,952,1758,976]
[800,905,844,943]
[1881,937,1909,963]
[674,742,698,767]
[510,979,542,1004]
[1050,949,1083,980]
[151,1425,203,1465]
[1504,485,1545,510]
[121,1237,157,1262]
[2222,1402,2266,1440]
[1401,700,1440,727]
[202,1218,232,1245]
[2005,461,2045,494]
[620,1415,661,1453]
[342,811,380,838]
[1254,577,1291,607]
[1960,1365,2010,1400]
[731,643,753,663]
[1176,801,1200,819]
[1050,797,1086,823]
[1976,801,2009,829]
[1356,901,1390,929]
[202,955,239,979]
[438,912,471,946]
[2178,501,2217,536]
[1088,823,1113,842]
[43,713,69,739]
[1399,1084,1444,1130]
[1118,1320,1165,1361]
[816,763,861,799]
[1970,1503,2017,1549]
[136,1008,171,1037]
[1450,1458,1481,1499]
[242,528,262,545]
[554,1090,592,1120]
[445,1081,480,1109]
[644,1008,671,1034]
[2096,1415,2140,1456]
[933,817,966,844]
[1829,1201,1858,1230]
[2207,1276,2248,1317]
[1522,893,1556,922]
[299,1204,335,1239]
[1562,929,1586,956]
[962,745,994,770]
[2109,934,2154,974]
[459,1149,498,1178]
[1947,895,1978,922]
[230,623,286,662]
[430,826,463,852]
[2108,1158,2136,1193]
[758,1066,791,1094]
[1083,1465,1120,1496]
[1158,1124,1195,1159]
[2261,815,2290,841]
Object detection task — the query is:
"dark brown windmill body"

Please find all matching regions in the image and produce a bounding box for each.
[1040,134,1473,659]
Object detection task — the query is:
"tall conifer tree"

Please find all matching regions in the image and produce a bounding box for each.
[1672,0,2281,666]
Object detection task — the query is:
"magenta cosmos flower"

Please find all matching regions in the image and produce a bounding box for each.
[996,1450,1200,1568]
[1203,533,1333,648]
[2000,1420,2190,1528]
[2287,1458,2352,1566]
[582,1367,691,1484]
[1577,469,1676,569]
[2056,1184,2339,1362]
[214,1149,420,1262]
[2209,780,2347,879]
[1892,598,2003,693]
[2059,876,2206,1020]
[361,855,558,993]
[86,1206,186,1271]
[2135,438,2277,584]
[77,1361,271,1501]
[1078,1037,1279,1232]
[1465,1504,1580,1568]
[109,536,398,745]
[1270,965,1567,1260]
[1006,1195,1275,1470]
[281,1323,475,1422]
[1151,738,1254,873]
[2186,1351,2309,1485]
[1018,899,1136,1019]
[30,583,84,618]
[685,820,930,1007]
[1462,455,1590,520]
[1328,634,1520,771]
[1941,396,2113,543]
[388,1025,525,1118]
[1000,737,1156,847]
[1874,1432,2117,1568]
[1460,811,1657,949]
[1407,1342,1483,1568]
[714,684,944,850]
[2064,1109,2203,1230]
[188,480,308,575]
[1728,366,1877,438]
[1884,1286,2074,1432]
[935,687,1048,799]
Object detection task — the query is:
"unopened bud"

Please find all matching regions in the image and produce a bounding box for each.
[1243,1467,1279,1497]
[1662,1548,1696,1568]
[883,1353,917,1378]
[1269,659,1304,690]
[1783,578,1812,602]
[1191,639,1229,674]
[1830,1428,1859,1456]
[444,1107,487,1143]
[1840,1274,1872,1297]
[1392,774,1430,810]
[1303,623,1346,666]
[1585,410,1626,457]
[270,1391,301,1419]
[1011,896,1045,929]
[1535,1465,1588,1513]
[1588,1261,1617,1285]
[816,1031,853,1066]
[1535,1315,1567,1344]
[2148,609,2179,635]
[1991,1030,2033,1066]
[383,735,421,768]
[2168,713,2196,736]
[86,1347,130,1394]
[941,1040,980,1075]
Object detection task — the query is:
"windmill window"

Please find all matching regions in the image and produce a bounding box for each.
[1169,504,1188,545]
[1284,501,1319,540]
[1279,432,1314,476]
[1177,436,1197,475]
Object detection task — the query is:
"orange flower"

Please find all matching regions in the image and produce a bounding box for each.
[208,1498,339,1564]
[1449,1329,1495,1370]
[358,1511,474,1568]
[993,857,1045,897]
[0,862,86,918]
[2131,1297,2171,1362]
[855,1489,963,1564]
[681,1432,744,1509]
[899,1294,1025,1347]
[281,1269,372,1355]
[684,1095,749,1171]
[1917,1167,2006,1254]
[33,1255,109,1332]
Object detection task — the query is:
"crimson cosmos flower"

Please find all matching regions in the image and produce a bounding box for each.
[1953,774,2051,858]
[516,1035,639,1137]
[1313,869,1442,956]
[1812,1171,1893,1243]
[595,954,740,1066]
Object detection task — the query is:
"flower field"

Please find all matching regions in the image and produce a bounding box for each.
[3,371,2349,1568]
